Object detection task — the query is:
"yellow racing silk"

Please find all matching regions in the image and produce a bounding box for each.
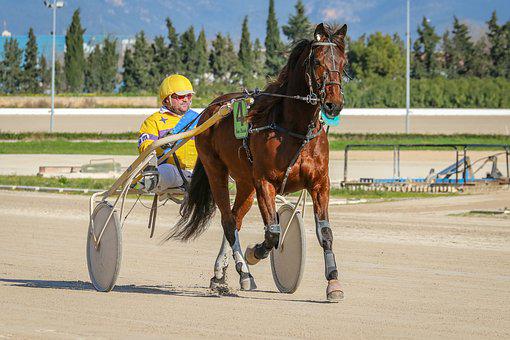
[138,109,198,169]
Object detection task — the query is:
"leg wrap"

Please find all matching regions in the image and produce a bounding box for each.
[315,217,333,250]
[254,224,281,260]
[231,230,249,274]
[324,250,338,280]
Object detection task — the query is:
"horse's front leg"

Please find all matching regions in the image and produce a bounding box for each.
[245,179,280,265]
[310,179,344,302]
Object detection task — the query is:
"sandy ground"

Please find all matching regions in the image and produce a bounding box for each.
[0,189,509,338]
[2,114,510,134]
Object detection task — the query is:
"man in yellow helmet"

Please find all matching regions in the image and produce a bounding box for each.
[138,74,200,192]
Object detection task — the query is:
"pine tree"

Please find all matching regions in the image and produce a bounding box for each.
[166,17,183,74]
[265,0,285,76]
[412,17,440,78]
[64,9,86,92]
[99,37,118,92]
[441,30,455,78]
[196,28,209,81]
[122,31,152,92]
[180,26,198,79]
[238,16,253,82]
[210,33,237,81]
[22,27,40,93]
[282,0,313,45]
[1,38,23,93]
[84,44,102,92]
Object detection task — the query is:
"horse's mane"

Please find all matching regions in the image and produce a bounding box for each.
[248,24,345,125]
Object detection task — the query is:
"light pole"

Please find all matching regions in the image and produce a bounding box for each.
[405,0,410,134]
[44,0,64,133]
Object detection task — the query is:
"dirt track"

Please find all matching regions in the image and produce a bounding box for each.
[0,190,509,338]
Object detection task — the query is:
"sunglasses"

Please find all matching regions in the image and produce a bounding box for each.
[172,93,193,100]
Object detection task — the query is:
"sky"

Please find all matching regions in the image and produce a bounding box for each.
[1,0,509,44]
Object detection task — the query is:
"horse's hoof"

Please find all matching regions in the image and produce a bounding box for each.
[326,279,344,302]
[210,276,227,290]
[244,244,260,266]
[239,273,257,291]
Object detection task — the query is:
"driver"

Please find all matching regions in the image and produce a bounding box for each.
[138,74,200,192]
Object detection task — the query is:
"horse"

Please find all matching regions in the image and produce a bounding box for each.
[167,23,347,301]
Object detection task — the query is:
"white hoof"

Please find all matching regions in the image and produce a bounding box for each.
[244,244,260,266]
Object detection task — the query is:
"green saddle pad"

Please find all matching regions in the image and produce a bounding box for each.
[233,100,249,139]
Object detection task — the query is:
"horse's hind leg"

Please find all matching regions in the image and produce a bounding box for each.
[210,235,230,289]
[204,160,256,291]
[310,181,344,302]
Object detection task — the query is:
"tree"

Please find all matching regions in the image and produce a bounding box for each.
[412,17,440,78]
[166,17,183,74]
[282,0,313,45]
[265,0,285,76]
[209,33,237,81]
[151,35,171,89]
[39,55,51,92]
[346,35,367,79]
[487,11,509,77]
[180,26,198,79]
[0,38,23,93]
[55,59,65,92]
[372,32,404,78]
[252,38,265,77]
[238,16,253,82]
[22,27,40,93]
[122,31,152,92]
[84,44,102,92]
[196,28,209,81]
[64,9,86,92]
[450,16,475,76]
[99,37,118,92]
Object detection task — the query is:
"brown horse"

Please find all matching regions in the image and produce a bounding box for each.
[168,23,347,301]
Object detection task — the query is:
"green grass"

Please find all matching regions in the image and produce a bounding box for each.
[0,133,509,154]
[0,175,115,190]
[0,140,138,155]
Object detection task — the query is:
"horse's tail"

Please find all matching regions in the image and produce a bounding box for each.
[163,158,216,242]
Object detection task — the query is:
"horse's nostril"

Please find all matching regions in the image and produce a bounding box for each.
[324,102,334,111]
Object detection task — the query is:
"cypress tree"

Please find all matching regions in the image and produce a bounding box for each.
[84,44,102,92]
[39,55,51,92]
[210,33,237,81]
[252,38,265,77]
[122,31,152,92]
[487,11,508,77]
[166,17,183,74]
[151,35,170,88]
[22,27,40,93]
[412,17,440,78]
[64,9,86,92]
[238,16,253,82]
[1,38,23,93]
[282,0,313,45]
[180,26,198,79]
[265,0,285,76]
[196,28,209,81]
[450,16,475,76]
[99,37,118,92]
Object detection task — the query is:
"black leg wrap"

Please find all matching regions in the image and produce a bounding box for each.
[324,250,338,280]
[253,224,281,260]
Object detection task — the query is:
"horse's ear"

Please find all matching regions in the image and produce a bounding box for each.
[335,24,348,38]
[314,23,326,41]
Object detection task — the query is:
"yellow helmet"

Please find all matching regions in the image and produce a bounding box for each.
[159,74,195,102]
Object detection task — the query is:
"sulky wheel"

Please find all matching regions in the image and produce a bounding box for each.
[270,203,306,294]
[86,201,122,292]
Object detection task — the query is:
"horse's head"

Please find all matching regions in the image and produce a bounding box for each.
[307,23,347,119]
